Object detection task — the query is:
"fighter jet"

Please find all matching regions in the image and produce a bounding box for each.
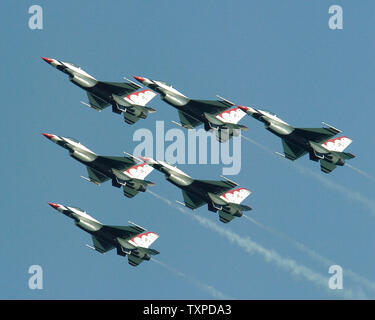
[133,76,248,142]
[239,106,355,173]
[48,202,159,266]
[41,57,157,125]
[138,156,251,223]
[42,133,154,197]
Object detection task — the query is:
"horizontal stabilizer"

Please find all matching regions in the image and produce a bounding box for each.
[219,211,235,224]
[143,248,160,255]
[123,185,140,198]
[123,112,140,125]
[128,255,143,267]
[340,152,355,160]
[230,203,252,212]
[320,159,337,174]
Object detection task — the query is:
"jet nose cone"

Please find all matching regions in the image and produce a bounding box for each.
[133,76,146,83]
[41,57,54,64]
[48,202,61,210]
[42,132,55,140]
[237,105,249,112]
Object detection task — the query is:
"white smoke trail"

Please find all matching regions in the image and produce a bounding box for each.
[151,258,232,299]
[345,163,375,183]
[243,214,375,293]
[295,164,375,217]
[241,135,275,156]
[147,190,368,299]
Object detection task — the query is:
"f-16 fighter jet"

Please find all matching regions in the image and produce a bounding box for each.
[139,156,251,223]
[41,57,157,125]
[239,106,355,173]
[133,76,248,142]
[42,133,154,197]
[48,202,159,266]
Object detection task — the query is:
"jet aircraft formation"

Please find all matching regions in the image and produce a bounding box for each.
[41,57,355,266]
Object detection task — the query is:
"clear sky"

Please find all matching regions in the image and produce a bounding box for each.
[1,0,375,299]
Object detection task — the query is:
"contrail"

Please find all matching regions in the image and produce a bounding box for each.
[243,214,375,293]
[151,258,233,299]
[147,190,368,299]
[295,164,375,217]
[242,134,375,217]
[241,135,275,155]
[345,163,375,182]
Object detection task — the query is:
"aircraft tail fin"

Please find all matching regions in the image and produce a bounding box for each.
[216,107,248,124]
[128,231,159,249]
[220,188,251,205]
[322,136,352,152]
[218,211,235,223]
[123,163,154,180]
[125,89,157,107]
[128,255,143,267]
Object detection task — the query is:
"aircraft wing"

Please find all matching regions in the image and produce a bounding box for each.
[95,81,139,97]
[177,111,202,129]
[87,92,110,110]
[187,99,233,114]
[193,179,235,195]
[87,167,110,184]
[294,127,338,144]
[320,159,337,174]
[91,235,115,253]
[182,190,207,209]
[101,225,143,239]
[97,156,137,171]
[281,140,308,161]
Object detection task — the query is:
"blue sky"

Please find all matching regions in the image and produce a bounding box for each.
[1,0,375,299]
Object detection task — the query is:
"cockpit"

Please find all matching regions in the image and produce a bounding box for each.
[263,110,277,116]
[71,206,84,212]
[65,62,81,69]
[158,80,171,87]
